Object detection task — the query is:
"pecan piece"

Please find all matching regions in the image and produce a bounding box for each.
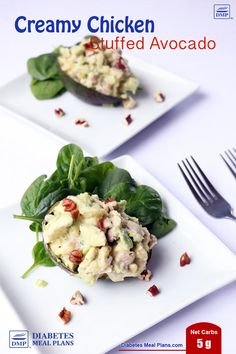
[71,209,79,220]
[180,252,191,267]
[138,269,152,281]
[62,198,79,220]
[70,291,86,305]
[154,91,165,103]
[123,114,133,126]
[97,217,105,231]
[69,250,84,265]
[104,197,114,204]
[62,198,77,211]
[75,118,89,127]
[54,108,65,117]
[117,57,126,70]
[58,307,71,324]
[147,284,160,297]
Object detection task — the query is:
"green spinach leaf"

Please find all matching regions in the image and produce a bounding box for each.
[104,182,134,201]
[27,52,65,100]
[27,53,59,81]
[150,215,177,239]
[126,185,162,225]
[36,188,72,218]
[21,241,55,279]
[83,156,99,168]
[80,162,114,193]
[29,222,42,232]
[20,175,47,216]
[30,78,65,100]
[36,178,67,206]
[56,144,84,178]
[98,167,134,197]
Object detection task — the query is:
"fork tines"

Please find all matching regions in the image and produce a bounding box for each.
[220,148,236,179]
[178,156,236,220]
[178,157,221,207]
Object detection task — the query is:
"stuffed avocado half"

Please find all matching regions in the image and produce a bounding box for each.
[15,144,176,281]
[57,37,140,107]
[43,193,157,285]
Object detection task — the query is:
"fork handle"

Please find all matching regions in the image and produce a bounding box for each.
[225,214,236,221]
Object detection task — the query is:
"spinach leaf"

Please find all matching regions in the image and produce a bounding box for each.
[36,188,72,218]
[48,169,60,182]
[104,182,134,201]
[36,178,67,206]
[150,215,177,239]
[56,144,84,178]
[27,53,59,81]
[80,162,114,193]
[126,185,162,226]
[21,241,55,279]
[77,177,87,193]
[83,156,99,168]
[20,175,47,216]
[27,52,65,100]
[13,214,42,224]
[29,222,42,232]
[17,143,176,252]
[30,78,65,100]
[98,167,135,197]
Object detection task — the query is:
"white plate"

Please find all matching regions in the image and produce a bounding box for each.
[0,155,236,354]
[0,56,198,157]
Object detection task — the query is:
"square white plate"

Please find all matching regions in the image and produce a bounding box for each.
[0,155,236,354]
[0,56,198,157]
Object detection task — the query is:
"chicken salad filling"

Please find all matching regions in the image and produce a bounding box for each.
[57,38,140,107]
[43,193,157,284]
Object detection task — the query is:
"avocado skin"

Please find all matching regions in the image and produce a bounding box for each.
[147,250,152,263]
[57,62,122,106]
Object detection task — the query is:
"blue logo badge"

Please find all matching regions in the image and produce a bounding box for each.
[214,4,231,18]
[9,331,29,348]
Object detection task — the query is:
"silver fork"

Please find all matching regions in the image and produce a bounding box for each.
[220,148,236,179]
[178,156,236,221]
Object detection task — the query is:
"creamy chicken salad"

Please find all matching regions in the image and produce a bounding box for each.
[43,193,157,284]
[57,38,140,107]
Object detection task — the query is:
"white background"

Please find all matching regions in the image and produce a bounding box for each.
[0,0,235,353]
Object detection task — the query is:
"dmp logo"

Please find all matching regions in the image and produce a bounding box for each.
[9,330,29,348]
[214,4,231,18]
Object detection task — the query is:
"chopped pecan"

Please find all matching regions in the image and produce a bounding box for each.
[84,42,92,50]
[154,91,165,103]
[97,217,105,231]
[62,198,79,220]
[180,252,191,267]
[69,250,84,265]
[71,209,79,219]
[58,307,71,324]
[123,114,133,126]
[147,284,160,297]
[62,198,77,211]
[54,108,65,117]
[75,118,89,127]
[117,57,126,70]
[138,269,152,281]
[104,197,115,204]
[70,290,86,305]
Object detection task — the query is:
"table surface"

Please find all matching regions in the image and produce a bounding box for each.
[0,0,235,353]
